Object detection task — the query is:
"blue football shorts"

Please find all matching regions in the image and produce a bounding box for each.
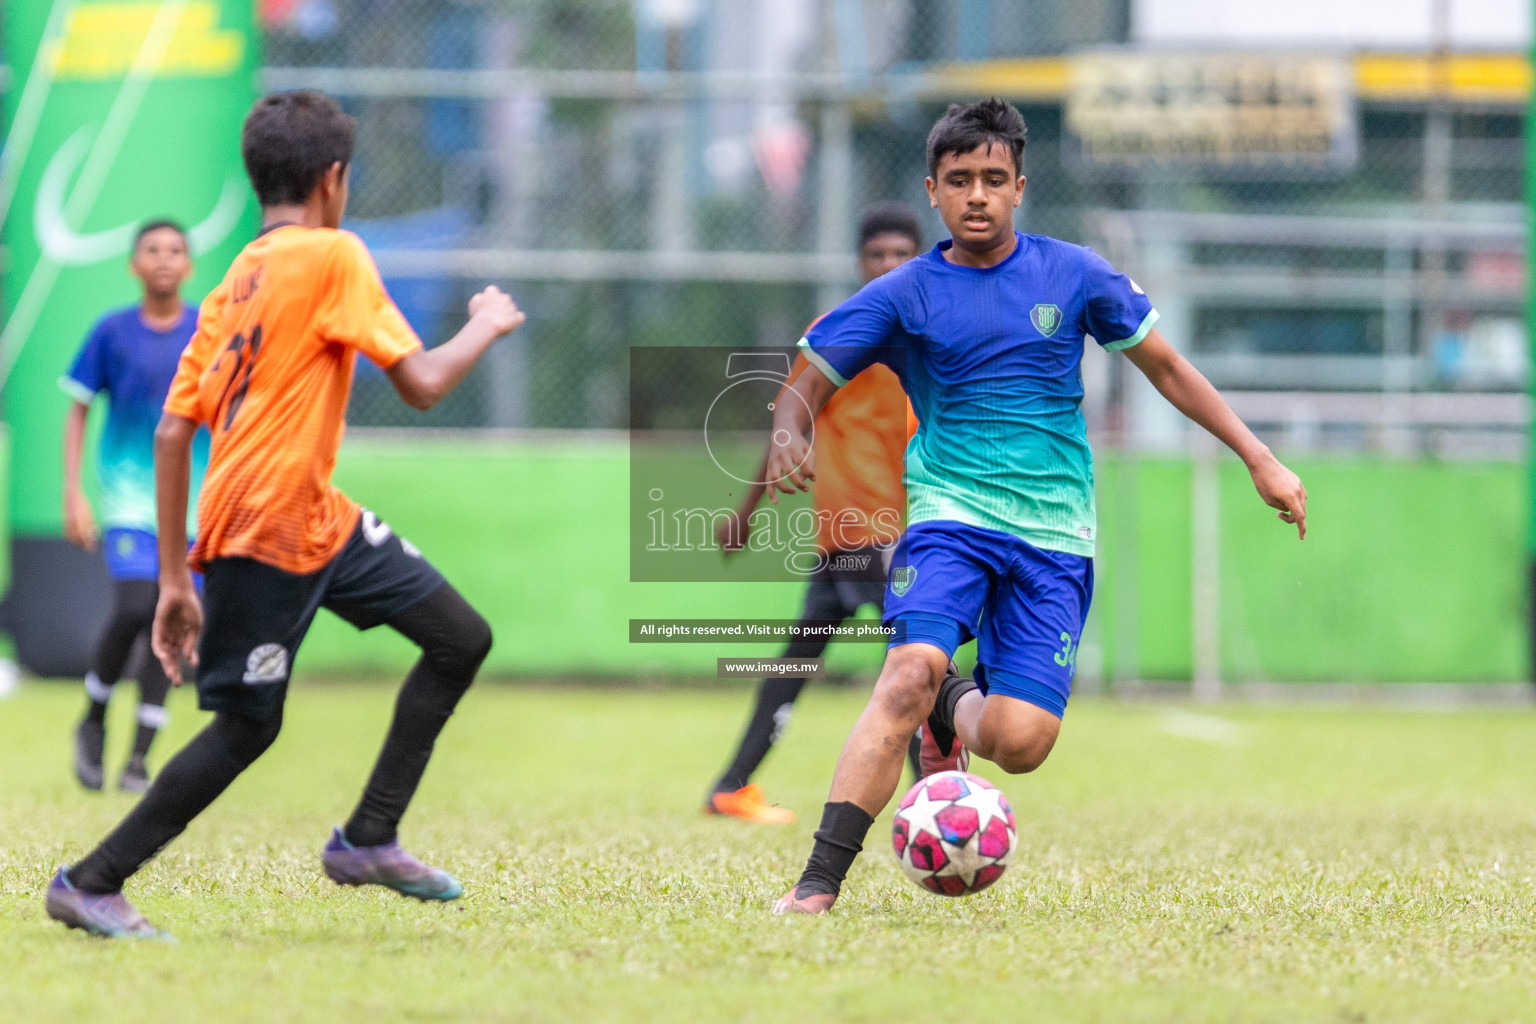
[882,520,1093,719]
[102,528,160,581]
[102,527,202,589]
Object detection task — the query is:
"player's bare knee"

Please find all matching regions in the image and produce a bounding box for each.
[990,746,1046,774]
[989,732,1055,774]
[874,650,942,723]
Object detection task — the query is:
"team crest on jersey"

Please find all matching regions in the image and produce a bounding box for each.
[891,566,917,597]
[1031,303,1063,338]
[243,643,289,685]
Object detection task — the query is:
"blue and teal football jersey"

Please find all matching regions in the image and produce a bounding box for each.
[60,305,209,534]
[800,232,1157,557]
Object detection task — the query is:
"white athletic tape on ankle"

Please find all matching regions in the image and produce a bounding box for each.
[84,672,114,704]
[136,703,168,729]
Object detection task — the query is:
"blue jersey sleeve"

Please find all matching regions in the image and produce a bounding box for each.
[1081,249,1158,352]
[60,317,112,404]
[797,277,902,387]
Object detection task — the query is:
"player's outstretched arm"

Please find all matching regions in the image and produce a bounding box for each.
[763,364,838,504]
[716,452,771,556]
[720,361,834,552]
[61,400,98,552]
[152,413,202,683]
[1123,329,1308,539]
[387,286,525,411]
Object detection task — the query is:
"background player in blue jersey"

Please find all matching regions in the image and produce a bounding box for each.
[764,99,1309,914]
[60,220,208,794]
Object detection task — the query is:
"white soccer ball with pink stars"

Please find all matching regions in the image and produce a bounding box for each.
[891,770,1017,896]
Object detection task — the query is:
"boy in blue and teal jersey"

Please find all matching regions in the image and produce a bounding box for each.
[61,221,209,793]
[767,99,1309,914]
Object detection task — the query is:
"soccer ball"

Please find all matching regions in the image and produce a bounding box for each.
[891,770,1016,896]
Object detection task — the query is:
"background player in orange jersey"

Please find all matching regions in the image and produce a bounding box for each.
[47,91,526,939]
[704,204,930,824]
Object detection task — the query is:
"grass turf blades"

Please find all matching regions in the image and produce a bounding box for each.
[3,682,1535,1022]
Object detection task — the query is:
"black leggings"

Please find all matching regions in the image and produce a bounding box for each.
[93,579,170,707]
[713,575,922,794]
[342,584,492,847]
[67,583,491,893]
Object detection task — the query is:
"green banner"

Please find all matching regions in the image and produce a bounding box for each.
[1,0,259,535]
[1526,1,1535,679]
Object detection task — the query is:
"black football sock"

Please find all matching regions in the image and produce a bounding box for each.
[131,710,166,762]
[131,654,172,760]
[67,710,282,894]
[713,676,809,794]
[926,665,978,757]
[83,676,111,725]
[711,631,833,795]
[906,731,922,780]
[343,585,490,849]
[794,801,875,898]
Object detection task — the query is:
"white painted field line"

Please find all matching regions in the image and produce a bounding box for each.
[1158,709,1249,746]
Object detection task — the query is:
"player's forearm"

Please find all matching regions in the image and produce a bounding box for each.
[1128,333,1308,537]
[153,413,197,585]
[62,403,89,497]
[1152,360,1271,467]
[738,455,770,518]
[771,369,835,442]
[761,365,836,498]
[391,316,501,411]
[1128,336,1271,468]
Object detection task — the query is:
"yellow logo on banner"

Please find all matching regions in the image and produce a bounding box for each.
[47,1,244,80]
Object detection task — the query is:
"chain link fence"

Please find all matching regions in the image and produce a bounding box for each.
[0,1,1523,684]
[258,0,1528,451]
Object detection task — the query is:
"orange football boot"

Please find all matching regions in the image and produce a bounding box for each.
[705,784,797,824]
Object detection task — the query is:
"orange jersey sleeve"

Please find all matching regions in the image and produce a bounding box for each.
[313,231,422,368]
[785,351,910,554]
[164,287,229,423]
[170,226,423,575]
[789,315,915,442]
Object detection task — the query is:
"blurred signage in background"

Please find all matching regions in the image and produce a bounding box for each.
[1133,0,1530,48]
[0,0,258,675]
[1065,53,1358,177]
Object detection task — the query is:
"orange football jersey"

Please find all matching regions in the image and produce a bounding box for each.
[164,226,422,574]
[784,350,913,554]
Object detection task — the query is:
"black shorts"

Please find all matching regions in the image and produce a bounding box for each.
[196,509,446,721]
[798,545,891,622]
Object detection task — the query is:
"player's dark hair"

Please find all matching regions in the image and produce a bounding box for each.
[925,97,1026,177]
[858,202,922,250]
[240,90,355,207]
[134,219,187,250]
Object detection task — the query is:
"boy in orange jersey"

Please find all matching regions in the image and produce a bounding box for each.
[46,91,525,938]
[705,204,938,824]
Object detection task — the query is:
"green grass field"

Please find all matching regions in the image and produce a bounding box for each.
[4,681,1536,1022]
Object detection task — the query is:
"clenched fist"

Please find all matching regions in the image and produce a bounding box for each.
[469,286,526,337]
